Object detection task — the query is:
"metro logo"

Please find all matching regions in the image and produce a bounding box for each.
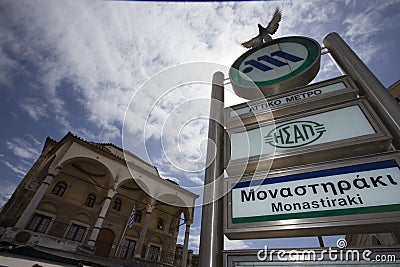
[229,36,321,100]
[264,121,326,148]
[243,51,304,74]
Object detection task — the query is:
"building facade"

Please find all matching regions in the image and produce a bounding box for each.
[388,79,400,103]
[347,233,399,247]
[0,132,198,266]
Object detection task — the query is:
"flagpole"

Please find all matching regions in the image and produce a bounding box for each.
[114,205,135,258]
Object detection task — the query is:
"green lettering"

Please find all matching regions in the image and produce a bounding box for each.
[294,124,306,143]
[274,129,284,144]
[302,124,315,139]
[282,126,294,144]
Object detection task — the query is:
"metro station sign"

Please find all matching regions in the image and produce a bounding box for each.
[225,76,359,128]
[226,99,392,175]
[229,36,321,100]
[224,152,400,239]
[233,160,399,223]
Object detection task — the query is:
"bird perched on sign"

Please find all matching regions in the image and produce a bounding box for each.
[241,8,282,49]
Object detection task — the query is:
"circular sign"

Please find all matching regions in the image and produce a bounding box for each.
[229,36,321,100]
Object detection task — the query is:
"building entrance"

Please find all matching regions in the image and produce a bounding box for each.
[95,228,115,257]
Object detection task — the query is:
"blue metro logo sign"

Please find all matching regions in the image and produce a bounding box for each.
[243,51,304,74]
[229,36,321,100]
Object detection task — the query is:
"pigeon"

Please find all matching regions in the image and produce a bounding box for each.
[241,8,282,49]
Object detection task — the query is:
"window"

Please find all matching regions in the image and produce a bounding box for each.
[120,239,136,259]
[51,182,67,196]
[134,211,142,223]
[65,224,87,242]
[27,213,52,233]
[112,198,122,211]
[147,245,161,262]
[84,194,96,207]
[156,218,163,230]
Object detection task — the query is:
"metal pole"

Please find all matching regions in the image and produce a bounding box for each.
[323,32,400,149]
[180,222,191,267]
[199,71,225,267]
[114,205,135,258]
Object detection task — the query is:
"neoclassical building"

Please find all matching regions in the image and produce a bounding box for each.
[0,132,198,266]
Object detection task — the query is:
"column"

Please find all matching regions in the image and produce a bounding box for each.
[323,32,400,149]
[87,189,116,247]
[15,168,60,229]
[134,199,155,258]
[180,221,191,267]
[198,71,225,267]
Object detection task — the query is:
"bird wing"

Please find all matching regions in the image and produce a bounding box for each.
[241,35,263,49]
[266,8,282,35]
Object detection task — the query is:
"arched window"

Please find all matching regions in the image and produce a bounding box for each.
[84,194,96,207]
[27,213,52,233]
[65,224,87,242]
[112,198,122,211]
[120,238,136,259]
[51,182,67,197]
[156,218,164,230]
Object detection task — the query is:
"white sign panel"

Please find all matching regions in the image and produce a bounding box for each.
[229,82,347,118]
[230,105,375,161]
[232,160,400,223]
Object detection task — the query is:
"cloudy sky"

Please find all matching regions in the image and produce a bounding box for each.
[1,0,399,254]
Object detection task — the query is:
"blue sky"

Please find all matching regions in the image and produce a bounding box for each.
[1,0,399,253]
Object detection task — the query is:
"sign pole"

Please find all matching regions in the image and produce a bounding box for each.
[199,71,225,267]
[323,32,400,149]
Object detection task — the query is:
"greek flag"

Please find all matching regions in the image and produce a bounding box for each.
[128,206,135,229]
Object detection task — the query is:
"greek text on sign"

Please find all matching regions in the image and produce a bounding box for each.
[229,82,347,118]
[231,160,400,223]
[230,105,375,160]
[264,121,326,148]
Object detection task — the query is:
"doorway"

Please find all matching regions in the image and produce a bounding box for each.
[95,228,115,257]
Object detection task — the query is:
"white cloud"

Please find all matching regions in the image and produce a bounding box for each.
[3,135,43,177]
[344,12,382,43]
[0,184,16,211]
[6,137,41,161]
[189,233,201,251]
[188,226,201,253]
[3,0,392,153]
[224,236,253,250]
[1,160,27,178]
[189,176,204,186]
[26,135,42,146]
[2,0,396,129]
[19,98,49,121]
[342,0,400,64]
[177,224,201,254]
[0,49,19,87]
